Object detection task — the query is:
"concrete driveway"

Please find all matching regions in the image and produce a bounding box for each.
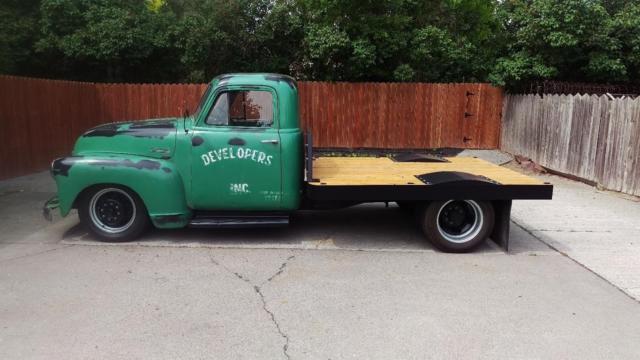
[1,170,640,359]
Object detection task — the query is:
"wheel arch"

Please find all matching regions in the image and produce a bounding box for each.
[73,183,142,209]
[52,155,191,228]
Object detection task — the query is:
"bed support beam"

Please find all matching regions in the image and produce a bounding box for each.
[490,200,512,252]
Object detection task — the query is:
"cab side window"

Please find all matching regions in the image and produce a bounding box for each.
[205,90,273,127]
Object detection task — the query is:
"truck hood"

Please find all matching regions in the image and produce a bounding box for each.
[73,118,179,159]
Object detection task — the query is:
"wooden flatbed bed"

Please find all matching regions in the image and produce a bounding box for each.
[305,156,553,202]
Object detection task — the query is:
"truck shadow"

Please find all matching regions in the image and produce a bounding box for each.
[62,203,540,254]
[160,204,437,252]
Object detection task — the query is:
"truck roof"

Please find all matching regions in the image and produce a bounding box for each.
[211,73,297,90]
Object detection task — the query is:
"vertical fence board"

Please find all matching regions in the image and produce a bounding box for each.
[502,93,640,196]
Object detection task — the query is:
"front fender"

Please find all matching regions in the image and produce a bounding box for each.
[51,154,190,228]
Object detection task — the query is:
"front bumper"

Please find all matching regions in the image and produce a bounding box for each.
[42,196,60,221]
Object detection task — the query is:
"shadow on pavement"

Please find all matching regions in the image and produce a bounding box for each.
[59,203,535,254]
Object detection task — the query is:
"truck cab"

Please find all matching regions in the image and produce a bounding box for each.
[186,74,303,211]
[47,73,552,253]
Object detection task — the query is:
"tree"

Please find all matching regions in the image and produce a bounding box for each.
[0,0,40,75]
[293,0,500,82]
[489,0,627,88]
[36,0,178,82]
[612,2,640,82]
[1,0,639,88]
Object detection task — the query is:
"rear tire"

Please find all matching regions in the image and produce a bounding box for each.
[418,200,494,253]
[78,185,150,242]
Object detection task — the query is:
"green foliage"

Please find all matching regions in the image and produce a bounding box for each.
[409,26,475,81]
[490,0,630,88]
[35,0,178,81]
[612,2,640,81]
[0,0,40,74]
[1,0,639,88]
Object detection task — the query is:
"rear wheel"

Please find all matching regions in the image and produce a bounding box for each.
[418,200,494,253]
[78,186,149,242]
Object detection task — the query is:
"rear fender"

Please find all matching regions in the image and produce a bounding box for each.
[52,155,190,228]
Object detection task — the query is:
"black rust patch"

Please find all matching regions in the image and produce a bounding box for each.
[124,121,175,139]
[161,167,172,173]
[129,120,175,129]
[51,157,83,177]
[83,124,120,137]
[228,137,245,146]
[191,136,204,147]
[90,159,162,171]
[83,120,175,139]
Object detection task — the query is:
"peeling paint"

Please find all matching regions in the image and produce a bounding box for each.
[83,119,176,139]
[51,157,83,177]
[191,136,204,147]
[90,159,162,171]
[228,137,245,146]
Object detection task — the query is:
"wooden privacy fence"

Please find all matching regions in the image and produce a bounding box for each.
[0,76,206,179]
[298,82,502,149]
[0,75,502,179]
[502,94,640,196]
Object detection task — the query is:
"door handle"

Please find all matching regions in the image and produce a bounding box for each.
[261,139,279,144]
[151,147,170,154]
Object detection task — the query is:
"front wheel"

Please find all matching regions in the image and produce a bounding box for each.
[78,186,150,242]
[418,200,494,253]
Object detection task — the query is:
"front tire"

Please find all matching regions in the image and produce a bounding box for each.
[418,200,494,253]
[78,186,150,242]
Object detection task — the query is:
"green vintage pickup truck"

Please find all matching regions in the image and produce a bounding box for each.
[46,73,552,252]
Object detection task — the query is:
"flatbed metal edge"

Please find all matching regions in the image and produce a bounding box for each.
[304,183,553,201]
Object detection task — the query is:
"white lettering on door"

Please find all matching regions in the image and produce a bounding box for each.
[230,183,250,193]
[201,146,273,167]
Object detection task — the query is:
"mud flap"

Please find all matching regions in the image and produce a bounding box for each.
[490,200,512,252]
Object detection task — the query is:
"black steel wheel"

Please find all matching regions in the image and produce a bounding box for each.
[418,200,494,253]
[78,185,150,242]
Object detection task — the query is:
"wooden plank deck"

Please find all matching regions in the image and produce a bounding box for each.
[310,156,546,186]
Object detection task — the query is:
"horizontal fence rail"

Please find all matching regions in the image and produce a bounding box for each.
[502,94,640,196]
[0,75,502,179]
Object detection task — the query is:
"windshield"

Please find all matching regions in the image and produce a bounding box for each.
[193,84,212,119]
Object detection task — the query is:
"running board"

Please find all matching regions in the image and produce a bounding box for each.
[188,215,290,228]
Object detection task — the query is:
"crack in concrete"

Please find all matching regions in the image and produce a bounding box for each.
[208,252,295,359]
[532,229,612,233]
[264,255,295,284]
[0,245,71,264]
[254,284,291,360]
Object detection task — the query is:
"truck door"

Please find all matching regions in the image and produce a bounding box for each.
[190,88,282,210]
